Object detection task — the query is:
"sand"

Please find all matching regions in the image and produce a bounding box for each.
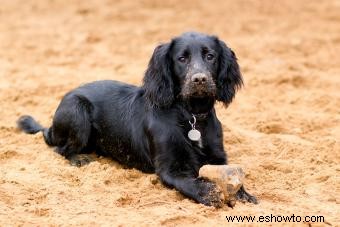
[0,0,339,226]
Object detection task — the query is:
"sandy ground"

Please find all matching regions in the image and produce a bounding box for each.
[0,0,339,226]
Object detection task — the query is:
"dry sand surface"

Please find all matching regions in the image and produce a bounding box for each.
[1,0,339,226]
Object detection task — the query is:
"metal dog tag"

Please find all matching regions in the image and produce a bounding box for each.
[188,114,202,141]
[188,129,201,141]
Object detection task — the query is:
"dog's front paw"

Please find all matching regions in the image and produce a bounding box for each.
[236,185,258,204]
[197,179,224,208]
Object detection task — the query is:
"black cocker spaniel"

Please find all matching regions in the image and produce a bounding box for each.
[17,32,257,207]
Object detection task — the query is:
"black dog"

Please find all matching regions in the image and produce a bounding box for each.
[17,32,257,207]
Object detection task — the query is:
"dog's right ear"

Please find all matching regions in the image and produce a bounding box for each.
[143,43,174,108]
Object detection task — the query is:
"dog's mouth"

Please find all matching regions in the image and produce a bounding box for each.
[186,97,216,114]
[189,86,216,98]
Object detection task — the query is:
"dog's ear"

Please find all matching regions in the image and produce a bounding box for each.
[143,43,174,108]
[215,39,243,106]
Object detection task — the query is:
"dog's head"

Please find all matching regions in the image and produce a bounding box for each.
[143,32,243,113]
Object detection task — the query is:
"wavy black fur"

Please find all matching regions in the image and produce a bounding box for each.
[17,32,256,207]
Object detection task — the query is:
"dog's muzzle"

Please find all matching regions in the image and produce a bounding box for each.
[181,72,216,98]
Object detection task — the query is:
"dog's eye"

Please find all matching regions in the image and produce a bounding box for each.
[178,56,187,63]
[206,54,215,61]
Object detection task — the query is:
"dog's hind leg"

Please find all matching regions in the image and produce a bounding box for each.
[18,94,95,167]
[50,94,95,166]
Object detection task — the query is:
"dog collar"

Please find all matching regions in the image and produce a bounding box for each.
[193,113,209,121]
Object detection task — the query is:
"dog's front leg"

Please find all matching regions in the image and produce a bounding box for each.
[149,123,224,207]
[156,168,224,207]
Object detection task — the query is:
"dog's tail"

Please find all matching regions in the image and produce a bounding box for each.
[17,115,54,146]
[17,115,44,134]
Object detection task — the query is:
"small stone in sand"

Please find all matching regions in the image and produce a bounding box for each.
[199,164,245,206]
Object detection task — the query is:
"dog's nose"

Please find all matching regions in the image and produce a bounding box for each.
[191,73,208,84]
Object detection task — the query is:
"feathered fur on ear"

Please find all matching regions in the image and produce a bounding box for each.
[216,39,243,106]
[143,43,174,108]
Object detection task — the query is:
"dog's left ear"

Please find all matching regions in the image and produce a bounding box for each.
[215,39,243,106]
